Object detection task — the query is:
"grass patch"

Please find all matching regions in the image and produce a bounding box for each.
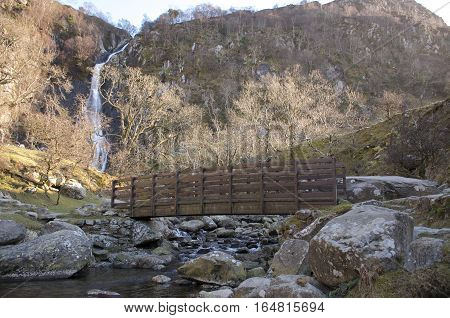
[346,263,450,298]
[0,213,43,231]
[317,200,353,217]
[9,189,102,214]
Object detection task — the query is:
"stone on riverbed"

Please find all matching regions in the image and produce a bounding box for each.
[87,289,121,298]
[0,230,92,280]
[179,220,205,232]
[199,288,234,298]
[309,204,413,287]
[152,275,171,284]
[177,251,246,286]
[132,221,162,247]
[109,251,168,269]
[0,220,26,246]
[270,239,309,276]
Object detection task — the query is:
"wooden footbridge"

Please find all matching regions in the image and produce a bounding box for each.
[111,158,346,218]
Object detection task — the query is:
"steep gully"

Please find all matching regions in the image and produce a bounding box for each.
[87,44,129,172]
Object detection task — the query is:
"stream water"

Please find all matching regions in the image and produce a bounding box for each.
[0,228,277,298]
[87,44,128,172]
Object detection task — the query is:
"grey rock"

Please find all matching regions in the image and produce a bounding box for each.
[213,228,235,238]
[109,251,167,269]
[202,216,218,230]
[211,216,237,228]
[152,275,171,284]
[234,277,271,298]
[199,288,233,298]
[132,221,162,247]
[60,179,87,200]
[178,251,246,286]
[265,275,325,298]
[413,226,450,240]
[294,215,334,241]
[0,230,92,280]
[347,176,439,203]
[309,204,413,287]
[179,220,205,232]
[247,267,266,278]
[270,239,309,276]
[87,289,121,298]
[89,234,119,250]
[0,220,26,246]
[404,237,444,272]
[40,220,84,236]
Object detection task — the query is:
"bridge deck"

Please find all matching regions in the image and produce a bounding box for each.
[111,158,346,218]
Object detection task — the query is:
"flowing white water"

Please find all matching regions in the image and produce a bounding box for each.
[87,44,128,171]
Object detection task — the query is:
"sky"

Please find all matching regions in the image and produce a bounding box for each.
[59,0,450,27]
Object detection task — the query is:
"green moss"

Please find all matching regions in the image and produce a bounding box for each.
[317,200,352,217]
[10,189,101,215]
[347,264,450,298]
[0,213,43,231]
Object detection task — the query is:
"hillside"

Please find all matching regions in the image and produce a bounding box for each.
[124,0,449,113]
[292,98,450,183]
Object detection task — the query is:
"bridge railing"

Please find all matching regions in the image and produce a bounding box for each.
[111,157,345,218]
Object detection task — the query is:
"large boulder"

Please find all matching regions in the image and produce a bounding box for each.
[60,179,87,200]
[265,275,325,298]
[0,220,26,246]
[309,204,413,287]
[178,219,205,232]
[404,237,444,272]
[346,176,439,203]
[234,277,271,298]
[0,230,92,280]
[132,221,162,247]
[293,215,334,241]
[40,220,84,236]
[108,251,168,269]
[270,239,309,276]
[178,251,246,286]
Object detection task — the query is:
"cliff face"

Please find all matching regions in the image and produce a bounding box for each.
[124,0,449,111]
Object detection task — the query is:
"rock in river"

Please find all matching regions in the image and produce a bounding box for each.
[0,220,26,246]
[109,250,169,269]
[265,275,325,298]
[309,204,413,287]
[179,220,205,233]
[0,230,92,280]
[270,239,309,276]
[132,221,162,247]
[178,251,246,286]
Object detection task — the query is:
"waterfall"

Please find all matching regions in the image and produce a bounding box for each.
[87,44,128,172]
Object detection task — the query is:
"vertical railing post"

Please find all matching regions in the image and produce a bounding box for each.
[332,157,338,205]
[130,177,137,217]
[228,166,233,214]
[200,168,205,215]
[111,180,117,208]
[175,170,180,216]
[151,174,156,217]
[294,160,299,211]
[260,164,265,214]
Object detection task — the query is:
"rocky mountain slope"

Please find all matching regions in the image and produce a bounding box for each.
[124,0,449,113]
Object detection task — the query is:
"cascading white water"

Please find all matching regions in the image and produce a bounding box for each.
[87,44,128,172]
